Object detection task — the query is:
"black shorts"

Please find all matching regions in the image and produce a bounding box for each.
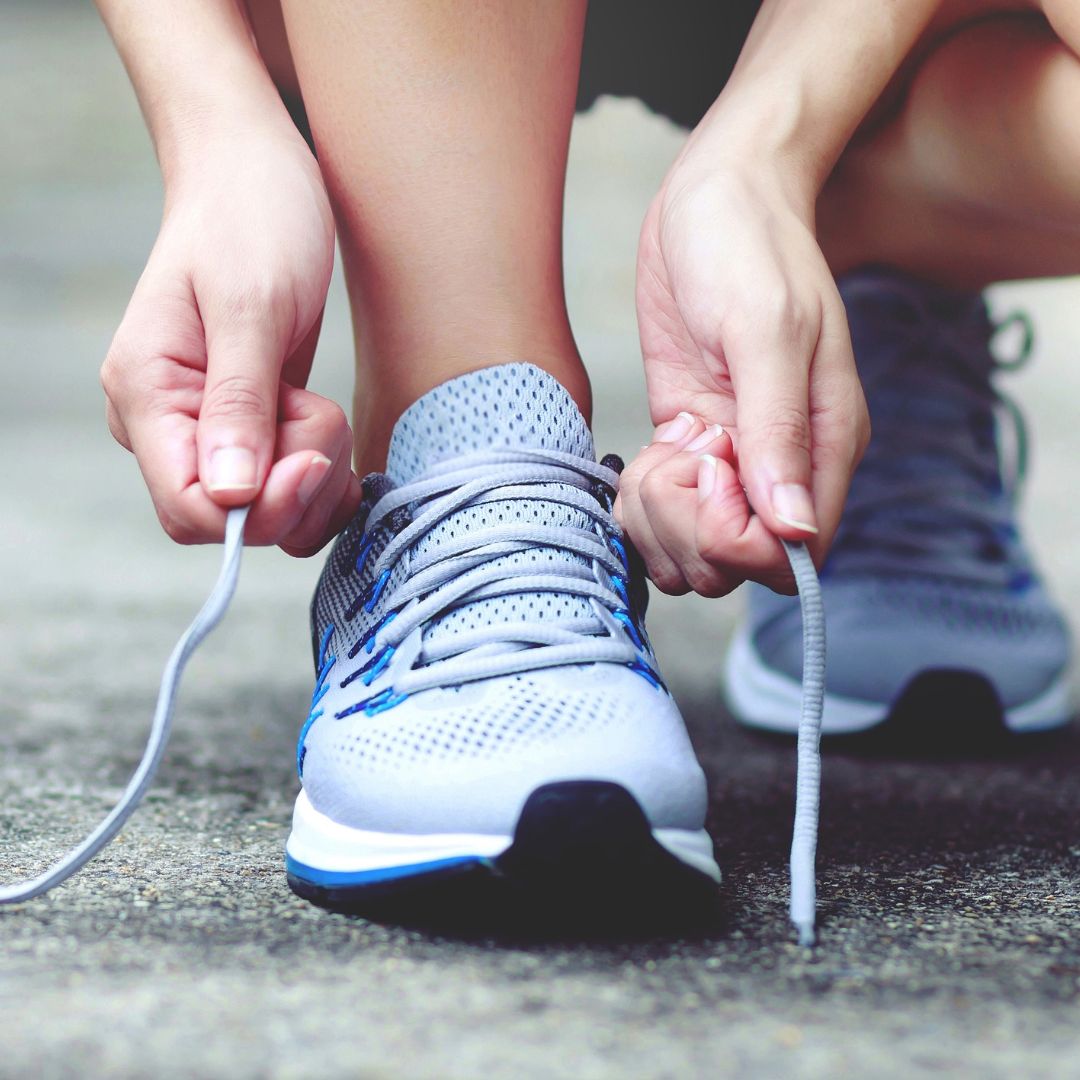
[576,0,763,129]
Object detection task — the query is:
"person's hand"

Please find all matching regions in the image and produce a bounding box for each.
[618,159,869,596]
[101,123,361,556]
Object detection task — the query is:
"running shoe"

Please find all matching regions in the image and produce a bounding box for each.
[726,268,1072,741]
[286,363,720,926]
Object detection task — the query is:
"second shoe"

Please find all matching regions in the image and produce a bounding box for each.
[727,269,1072,741]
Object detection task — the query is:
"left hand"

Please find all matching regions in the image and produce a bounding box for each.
[617,158,869,596]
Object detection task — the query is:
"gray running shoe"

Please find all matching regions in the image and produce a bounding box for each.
[726,268,1072,738]
[288,363,720,926]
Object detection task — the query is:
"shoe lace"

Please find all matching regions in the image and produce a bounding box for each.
[2,488,828,949]
[834,303,1034,588]
[338,448,649,708]
[353,448,828,945]
[0,507,248,906]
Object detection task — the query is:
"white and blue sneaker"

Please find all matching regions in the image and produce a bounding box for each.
[286,364,720,924]
[727,269,1072,742]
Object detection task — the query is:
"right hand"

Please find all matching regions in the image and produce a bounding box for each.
[101,123,361,556]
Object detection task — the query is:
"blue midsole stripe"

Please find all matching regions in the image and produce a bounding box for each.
[286,853,487,888]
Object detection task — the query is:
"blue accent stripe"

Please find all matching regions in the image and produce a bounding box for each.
[286,853,485,887]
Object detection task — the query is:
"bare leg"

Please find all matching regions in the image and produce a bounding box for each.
[273,0,588,473]
[820,7,1080,287]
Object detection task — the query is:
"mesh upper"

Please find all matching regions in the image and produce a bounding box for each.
[302,364,707,836]
[387,364,599,649]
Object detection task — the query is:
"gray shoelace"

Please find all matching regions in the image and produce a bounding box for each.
[782,539,826,947]
[1,477,826,947]
[0,507,249,906]
[350,449,645,699]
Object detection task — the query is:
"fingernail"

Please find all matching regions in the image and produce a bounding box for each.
[698,454,718,502]
[655,411,695,444]
[685,424,725,453]
[207,447,258,492]
[771,483,819,534]
[298,454,333,506]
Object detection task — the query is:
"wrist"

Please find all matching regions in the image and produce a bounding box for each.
[154,79,304,194]
[97,0,305,193]
[669,95,827,218]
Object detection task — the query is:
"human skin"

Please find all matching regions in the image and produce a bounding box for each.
[97,0,1080,587]
[274,0,591,477]
[95,0,360,555]
[618,0,1080,595]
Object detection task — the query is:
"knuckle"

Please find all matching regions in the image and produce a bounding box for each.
[684,562,734,599]
[760,406,812,453]
[732,284,818,350]
[637,467,666,508]
[101,333,135,393]
[760,405,812,453]
[156,505,198,545]
[220,276,293,323]
[769,286,817,343]
[104,402,131,450]
[648,564,688,596]
[201,374,271,421]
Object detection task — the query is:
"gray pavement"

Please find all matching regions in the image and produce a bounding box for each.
[2,5,1080,1077]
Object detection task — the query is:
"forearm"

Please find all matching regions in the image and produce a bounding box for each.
[681,0,941,205]
[95,0,294,187]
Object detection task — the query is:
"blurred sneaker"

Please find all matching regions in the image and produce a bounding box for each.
[287,363,719,925]
[726,268,1071,740]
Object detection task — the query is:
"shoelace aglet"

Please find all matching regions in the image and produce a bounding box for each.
[794,921,816,948]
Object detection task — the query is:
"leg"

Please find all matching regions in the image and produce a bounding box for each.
[249,3,720,927]
[820,8,1080,286]
[276,0,589,473]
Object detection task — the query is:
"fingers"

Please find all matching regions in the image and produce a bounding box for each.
[279,471,365,558]
[724,300,819,544]
[281,306,325,390]
[195,285,295,506]
[616,413,734,594]
[246,384,363,554]
[103,268,356,552]
[633,443,794,598]
[108,310,357,550]
[805,295,870,555]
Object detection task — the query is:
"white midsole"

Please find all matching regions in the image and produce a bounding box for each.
[286,789,721,883]
[725,626,1073,735]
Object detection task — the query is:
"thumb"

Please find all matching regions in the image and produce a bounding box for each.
[730,338,819,540]
[196,297,289,507]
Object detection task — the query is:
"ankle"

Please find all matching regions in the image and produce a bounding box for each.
[351,338,591,474]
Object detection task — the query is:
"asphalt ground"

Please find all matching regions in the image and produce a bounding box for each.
[2,5,1080,1077]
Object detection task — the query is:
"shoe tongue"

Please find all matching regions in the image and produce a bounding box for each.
[383,363,603,649]
[836,272,1007,569]
[387,363,594,484]
[840,269,994,390]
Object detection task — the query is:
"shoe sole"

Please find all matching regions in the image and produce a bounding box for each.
[725,626,1073,737]
[286,782,720,930]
